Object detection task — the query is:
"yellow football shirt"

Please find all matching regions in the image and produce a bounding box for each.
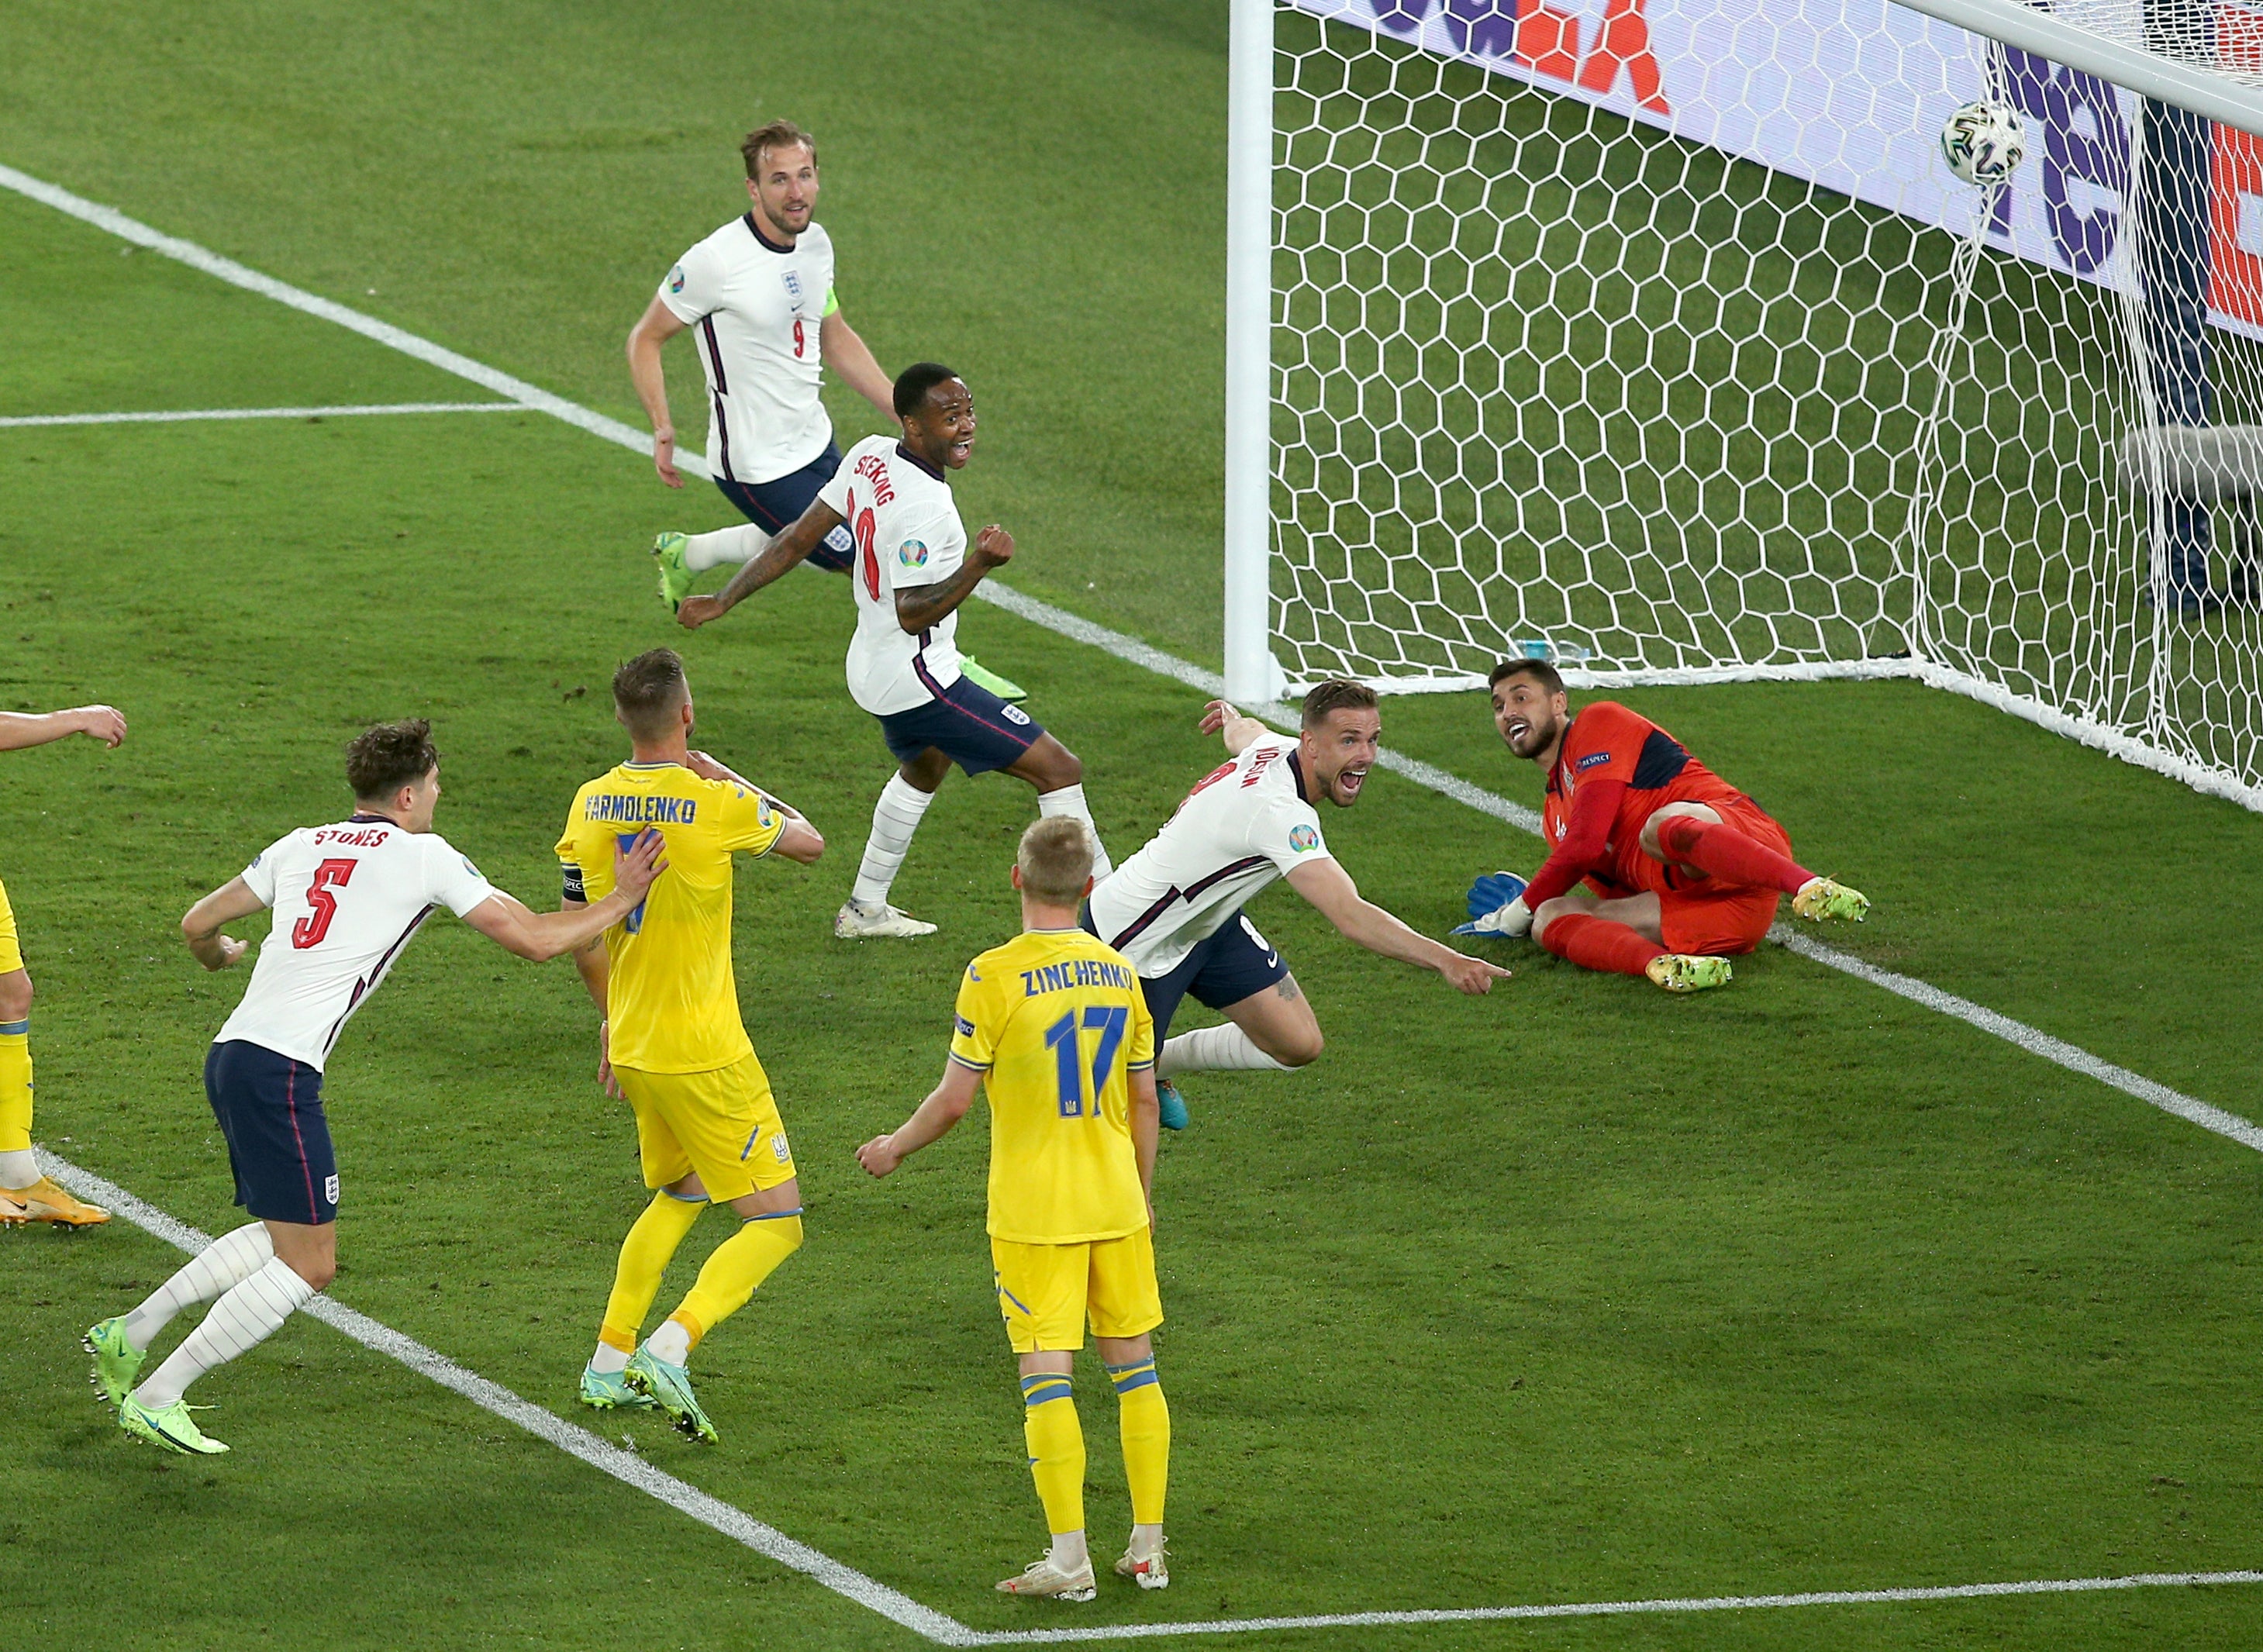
[950,926,1156,1245]
[555,761,785,1074]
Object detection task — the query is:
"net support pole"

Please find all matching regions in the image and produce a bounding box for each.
[1223,0,1280,705]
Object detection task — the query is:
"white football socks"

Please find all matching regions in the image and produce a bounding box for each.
[684,523,770,572]
[0,1147,36,1188]
[1157,1023,1291,1078]
[851,774,938,909]
[131,1256,316,1410]
[589,1342,630,1375]
[1049,1530,1091,1572]
[644,1319,692,1366]
[1130,1523,1164,1557]
[1036,784,1112,877]
[123,1221,275,1353]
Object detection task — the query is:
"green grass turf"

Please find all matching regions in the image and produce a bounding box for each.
[3,5,2263,1649]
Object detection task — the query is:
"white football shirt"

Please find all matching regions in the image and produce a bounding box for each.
[214,815,500,1070]
[816,434,968,716]
[1086,735,1335,977]
[658,214,838,486]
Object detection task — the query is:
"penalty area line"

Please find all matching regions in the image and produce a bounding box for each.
[40,1150,981,1649]
[0,402,519,428]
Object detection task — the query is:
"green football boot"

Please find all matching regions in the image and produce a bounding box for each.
[623,1347,717,1443]
[957,656,1027,703]
[1791,876,1870,924]
[118,1395,229,1455]
[84,1316,145,1409]
[1644,954,1734,995]
[651,531,694,613]
[578,1363,657,1412]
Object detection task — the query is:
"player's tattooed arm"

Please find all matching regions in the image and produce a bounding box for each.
[677,498,845,629]
[1198,700,1268,757]
[180,875,265,971]
[856,1057,981,1178]
[892,525,1013,634]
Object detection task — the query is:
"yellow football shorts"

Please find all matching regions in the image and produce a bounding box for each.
[0,873,21,977]
[992,1226,1163,1353]
[613,1053,795,1204]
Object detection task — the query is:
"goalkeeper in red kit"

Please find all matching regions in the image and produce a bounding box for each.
[1466,658,1870,992]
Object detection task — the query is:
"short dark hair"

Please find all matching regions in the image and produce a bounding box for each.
[346,719,439,801]
[1301,678,1379,729]
[893,361,962,420]
[741,119,816,178]
[1489,657,1564,696]
[613,648,689,740]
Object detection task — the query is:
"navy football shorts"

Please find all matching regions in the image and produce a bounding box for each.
[713,441,858,574]
[875,674,1045,777]
[1082,908,1289,1043]
[205,1039,338,1226]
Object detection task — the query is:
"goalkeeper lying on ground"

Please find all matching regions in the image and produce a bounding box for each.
[1461,658,1869,992]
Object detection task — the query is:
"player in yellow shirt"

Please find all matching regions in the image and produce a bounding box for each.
[557,648,825,1440]
[858,816,1171,1602]
[0,702,129,1228]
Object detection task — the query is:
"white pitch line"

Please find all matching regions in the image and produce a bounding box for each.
[964,1570,2263,1644]
[13,160,2263,1643]
[0,402,517,428]
[41,1150,980,1648]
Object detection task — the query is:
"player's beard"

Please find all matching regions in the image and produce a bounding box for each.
[1505,710,1559,760]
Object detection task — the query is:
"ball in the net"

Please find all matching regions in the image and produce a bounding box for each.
[1940,100,2028,186]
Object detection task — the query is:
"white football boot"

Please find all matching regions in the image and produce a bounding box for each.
[1114,1536,1170,1590]
[995,1553,1097,1602]
[833,899,937,939]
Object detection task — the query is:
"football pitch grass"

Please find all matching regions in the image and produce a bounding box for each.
[4,4,2263,1647]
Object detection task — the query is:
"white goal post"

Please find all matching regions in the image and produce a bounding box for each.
[1222,0,2263,812]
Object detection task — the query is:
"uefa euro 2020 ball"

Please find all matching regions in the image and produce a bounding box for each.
[1940,99,2028,187]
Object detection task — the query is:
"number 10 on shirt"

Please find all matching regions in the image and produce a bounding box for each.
[1044,1005,1128,1118]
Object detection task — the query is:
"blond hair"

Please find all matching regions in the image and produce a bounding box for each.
[1017,816,1095,904]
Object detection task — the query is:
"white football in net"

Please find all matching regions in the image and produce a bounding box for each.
[1939,100,2028,186]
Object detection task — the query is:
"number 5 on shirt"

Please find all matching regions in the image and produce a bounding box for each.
[291,857,357,950]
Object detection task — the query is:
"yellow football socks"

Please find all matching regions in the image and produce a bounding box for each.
[599,1189,705,1352]
[1108,1356,1171,1526]
[0,1019,33,1169]
[668,1209,804,1350]
[1019,1371,1086,1535]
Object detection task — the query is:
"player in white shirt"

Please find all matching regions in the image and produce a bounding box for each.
[678,364,1110,939]
[82,719,664,1457]
[1086,681,1508,1129]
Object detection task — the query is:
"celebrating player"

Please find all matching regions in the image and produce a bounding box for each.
[677,363,1109,939]
[1471,657,1869,991]
[0,702,127,1229]
[857,817,1171,1602]
[628,122,1024,699]
[84,720,664,1456]
[1087,682,1508,1131]
[558,649,825,1441]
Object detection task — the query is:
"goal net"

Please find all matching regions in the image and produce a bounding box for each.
[1231,0,2263,809]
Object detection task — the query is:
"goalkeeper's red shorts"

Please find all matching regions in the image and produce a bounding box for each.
[1606,798,1792,957]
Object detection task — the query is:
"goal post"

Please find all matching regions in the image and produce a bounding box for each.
[1222,0,2263,811]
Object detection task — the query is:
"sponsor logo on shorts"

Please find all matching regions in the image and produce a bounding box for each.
[1288,824,1320,852]
[1576,751,1612,771]
[898,539,929,568]
[1002,704,1032,726]
[668,264,686,295]
[325,1174,340,1206]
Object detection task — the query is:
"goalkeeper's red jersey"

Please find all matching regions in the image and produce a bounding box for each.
[1537,701,1762,898]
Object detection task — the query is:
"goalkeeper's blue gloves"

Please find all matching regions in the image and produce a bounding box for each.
[1452,870,1533,937]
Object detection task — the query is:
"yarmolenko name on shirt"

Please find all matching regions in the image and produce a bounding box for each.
[583,793,702,825]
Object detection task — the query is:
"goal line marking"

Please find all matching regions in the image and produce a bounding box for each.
[0,402,519,428]
[50,1150,2263,1650]
[12,159,2263,1642]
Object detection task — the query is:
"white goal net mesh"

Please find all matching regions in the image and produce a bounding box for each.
[1265,0,2263,807]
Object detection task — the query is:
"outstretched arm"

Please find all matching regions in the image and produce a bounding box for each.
[678,497,847,629]
[855,1057,981,1176]
[819,309,895,422]
[1287,857,1509,994]
[1197,699,1267,757]
[0,705,126,752]
[461,829,668,961]
[894,525,1012,634]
